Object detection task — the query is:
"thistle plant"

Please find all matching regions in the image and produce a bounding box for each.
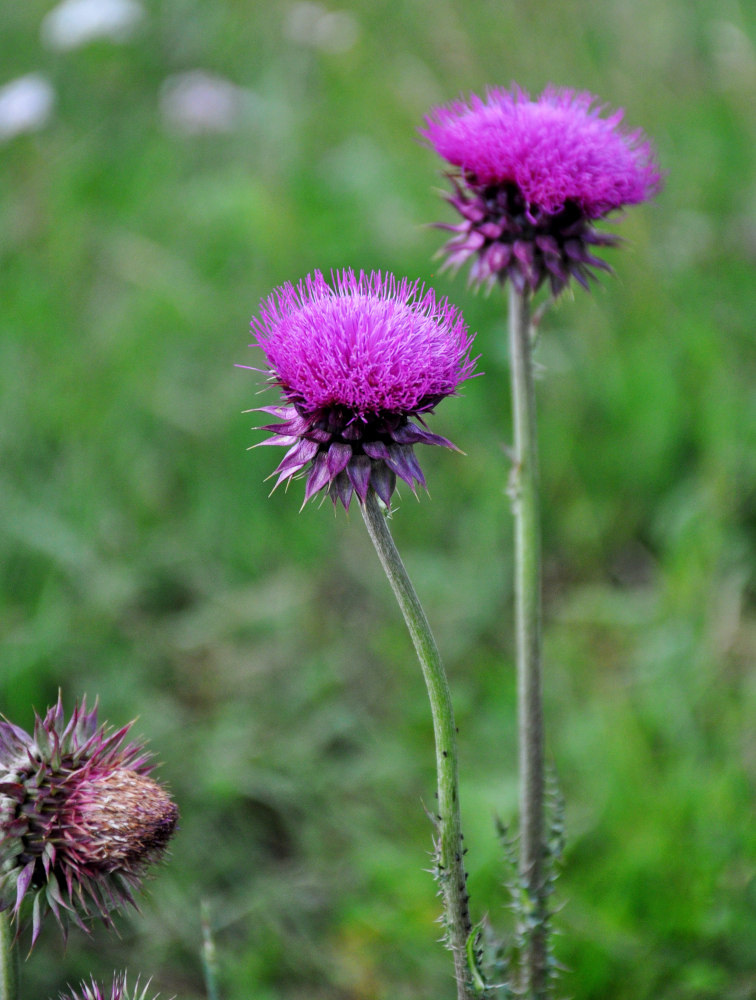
[245,268,480,999]
[423,84,663,998]
[0,695,178,1000]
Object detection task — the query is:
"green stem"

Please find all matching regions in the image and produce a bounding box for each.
[360,490,476,1000]
[200,901,221,1000]
[508,284,547,998]
[0,911,18,1000]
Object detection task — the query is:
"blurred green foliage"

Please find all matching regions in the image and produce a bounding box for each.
[2,1,756,997]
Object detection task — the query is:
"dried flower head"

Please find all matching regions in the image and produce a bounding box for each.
[421,85,663,294]
[0,695,178,946]
[246,268,476,510]
[57,973,165,1000]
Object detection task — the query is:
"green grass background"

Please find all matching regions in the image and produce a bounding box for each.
[2,0,756,997]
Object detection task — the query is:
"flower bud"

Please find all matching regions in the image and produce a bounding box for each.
[0,695,178,946]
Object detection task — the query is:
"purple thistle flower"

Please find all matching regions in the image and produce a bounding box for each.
[246,268,476,510]
[421,85,663,294]
[0,695,178,947]
[56,973,166,1000]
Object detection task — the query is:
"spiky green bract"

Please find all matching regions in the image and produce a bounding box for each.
[56,973,165,1000]
[0,696,178,947]
[246,268,476,510]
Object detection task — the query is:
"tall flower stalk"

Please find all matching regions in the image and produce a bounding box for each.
[360,491,472,996]
[245,268,480,998]
[507,284,546,994]
[423,84,663,998]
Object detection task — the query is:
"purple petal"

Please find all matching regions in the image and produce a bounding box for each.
[14,861,35,912]
[459,231,486,252]
[485,243,513,273]
[571,266,592,291]
[362,441,391,460]
[255,405,298,420]
[275,438,320,475]
[391,422,456,450]
[256,433,300,447]
[326,441,352,477]
[513,240,535,268]
[543,256,568,283]
[329,471,354,509]
[370,462,396,507]
[303,451,332,503]
[445,195,486,223]
[385,444,425,489]
[535,234,561,259]
[346,455,372,503]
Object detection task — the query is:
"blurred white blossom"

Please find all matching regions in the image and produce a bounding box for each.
[0,74,55,141]
[41,0,144,51]
[159,71,253,135]
[285,3,359,53]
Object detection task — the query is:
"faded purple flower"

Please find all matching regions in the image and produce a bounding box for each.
[0,695,178,946]
[421,85,663,294]
[245,268,476,510]
[56,973,164,1000]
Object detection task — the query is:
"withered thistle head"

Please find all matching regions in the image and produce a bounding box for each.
[56,973,166,1000]
[421,85,663,294]
[0,695,178,947]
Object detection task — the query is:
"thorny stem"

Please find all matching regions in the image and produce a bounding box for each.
[0,911,18,1000]
[361,490,477,1000]
[508,283,548,998]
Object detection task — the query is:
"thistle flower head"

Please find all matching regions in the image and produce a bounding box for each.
[57,973,165,1000]
[247,268,476,510]
[0,695,178,947]
[421,85,663,293]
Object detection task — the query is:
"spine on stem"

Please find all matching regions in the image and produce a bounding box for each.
[360,490,478,1000]
[508,285,548,998]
